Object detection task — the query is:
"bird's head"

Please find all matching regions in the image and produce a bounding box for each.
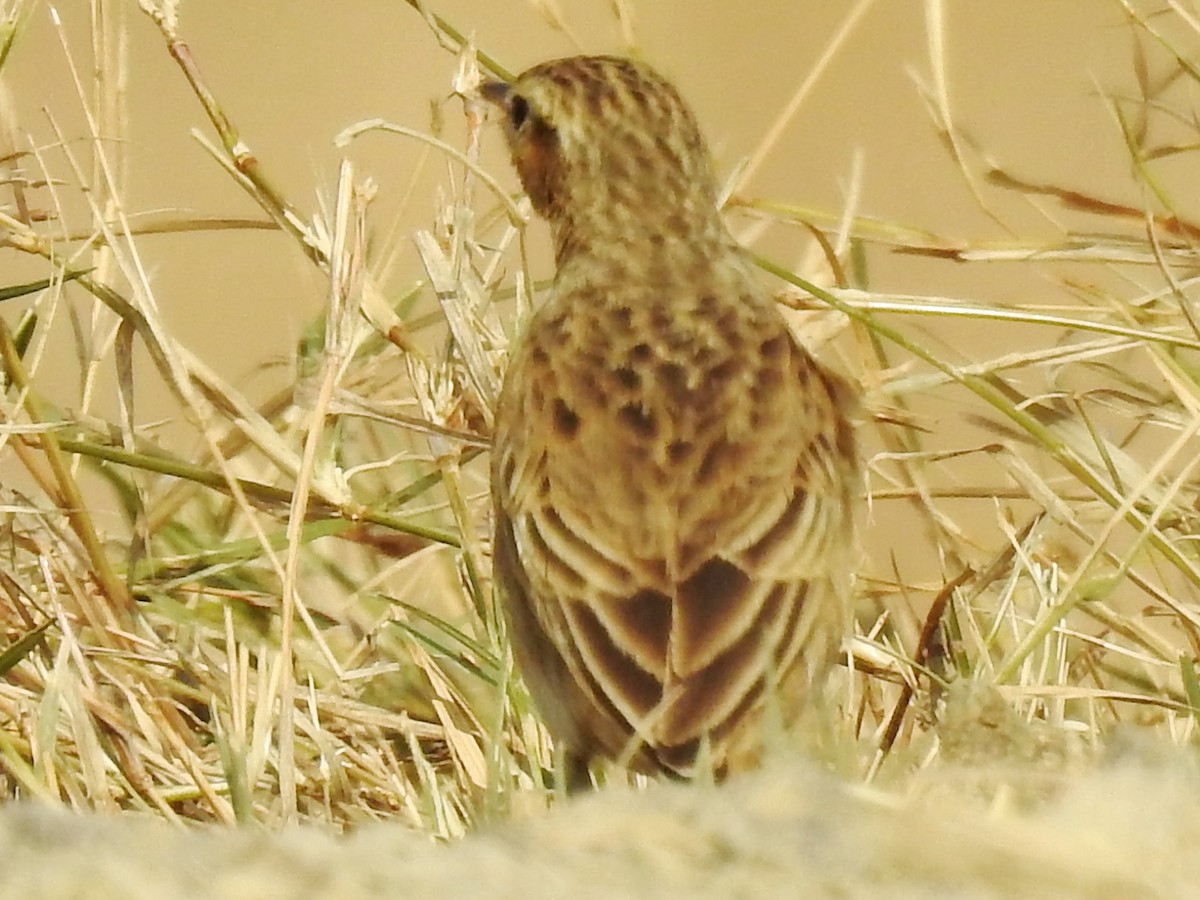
[481,56,725,259]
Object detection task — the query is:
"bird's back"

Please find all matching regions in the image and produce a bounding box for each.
[492,255,856,776]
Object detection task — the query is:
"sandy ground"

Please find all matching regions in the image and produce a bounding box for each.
[1,749,1195,900]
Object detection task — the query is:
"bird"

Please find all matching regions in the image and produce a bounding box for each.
[481,55,859,782]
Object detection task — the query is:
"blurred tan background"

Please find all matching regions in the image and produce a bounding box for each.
[0,1,1164,599]
[3,1,1137,370]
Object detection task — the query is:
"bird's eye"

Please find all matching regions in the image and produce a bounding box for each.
[509,94,530,129]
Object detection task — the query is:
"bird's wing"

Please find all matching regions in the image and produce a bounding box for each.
[493,315,856,772]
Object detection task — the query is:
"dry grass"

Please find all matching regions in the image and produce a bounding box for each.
[0,0,1198,841]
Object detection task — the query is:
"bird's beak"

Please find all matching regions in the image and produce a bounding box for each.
[479,81,510,107]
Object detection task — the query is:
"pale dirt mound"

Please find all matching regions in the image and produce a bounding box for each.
[1,754,1195,899]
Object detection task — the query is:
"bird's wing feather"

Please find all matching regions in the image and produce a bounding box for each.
[494,317,855,772]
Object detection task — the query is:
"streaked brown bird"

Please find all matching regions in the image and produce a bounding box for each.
[482,55,858,781]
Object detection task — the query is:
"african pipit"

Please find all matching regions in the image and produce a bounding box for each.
[482,56,858,780]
